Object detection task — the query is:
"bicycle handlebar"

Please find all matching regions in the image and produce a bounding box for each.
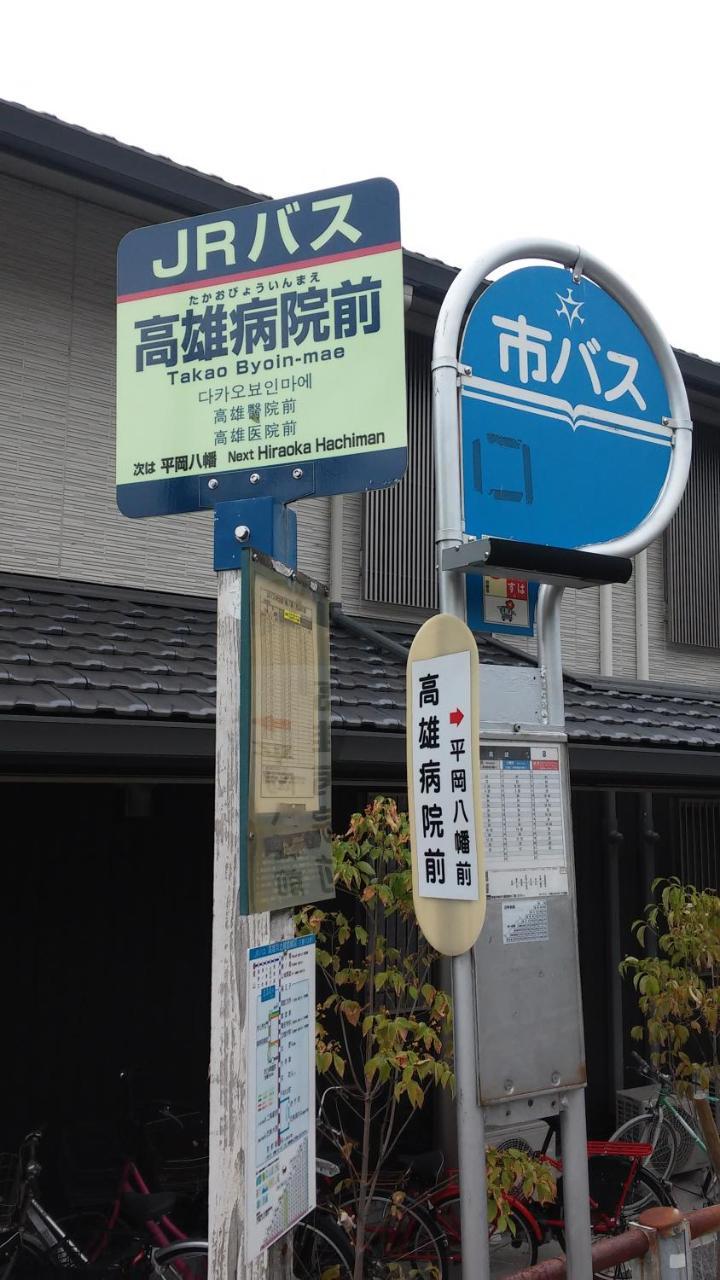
[631,1050,654,1077]
[631,1050,672,1085]
[16,1129,44,1217]
[22,1129,43,1166]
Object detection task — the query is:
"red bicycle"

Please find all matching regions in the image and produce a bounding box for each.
[62,1153,195,1265]
[404,1122,676,1275]
[0,1129,207,1278]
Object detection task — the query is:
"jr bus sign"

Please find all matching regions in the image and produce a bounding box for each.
[116,178,406,517]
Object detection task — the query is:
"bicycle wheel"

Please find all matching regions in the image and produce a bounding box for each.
[292,1210,353,1280]
[151,1240,208,1278]
[609,1112,677,1187]
[620,1141,677,1219]
[58,1209,146,1271]
[430,1193,537,1276]
[559,1166,674,1280]
[0,1235,47,1280]
[621,1166,675,1217]
[702,1165,719,1205]
[358,1194,448,1279]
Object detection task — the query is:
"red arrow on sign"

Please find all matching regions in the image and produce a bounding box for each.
[449,708,464,726]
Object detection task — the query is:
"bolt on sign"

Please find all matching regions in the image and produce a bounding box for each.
[406,614,486,956]
[116,178,406,517]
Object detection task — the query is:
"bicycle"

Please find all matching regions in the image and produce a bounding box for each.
[150,1241,208,1278]
[0,1128,201,1278]
[609,1050,718,1209]
[402,1117,675,1277]
[292,1207,355,1279]
[64,1131,349,1279]
[315,1089,448,1278]
[378,1150,539,1273]
[149,1216,351,1280]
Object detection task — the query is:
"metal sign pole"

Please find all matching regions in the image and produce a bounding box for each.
[433,353,491,1280]
[537,583,593,1277]
[433,236,693,1280]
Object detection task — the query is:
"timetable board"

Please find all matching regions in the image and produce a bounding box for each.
[480,743,567,897]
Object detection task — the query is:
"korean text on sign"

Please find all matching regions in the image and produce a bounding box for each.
[411,651,479,901]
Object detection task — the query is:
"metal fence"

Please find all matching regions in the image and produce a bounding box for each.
[510,1204,720,1279]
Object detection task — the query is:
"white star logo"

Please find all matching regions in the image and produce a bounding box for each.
[555,288,585,328]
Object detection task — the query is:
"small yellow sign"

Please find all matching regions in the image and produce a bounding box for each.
[406,614,486,956]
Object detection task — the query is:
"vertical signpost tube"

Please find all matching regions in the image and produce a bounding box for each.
[537,583,593,1278]
[432,352,491,1280]
[434,238,691,1279]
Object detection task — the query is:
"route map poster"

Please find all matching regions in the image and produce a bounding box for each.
[246,935,316,1260]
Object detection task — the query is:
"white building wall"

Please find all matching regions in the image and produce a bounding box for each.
[645,536,720,687]
[0,169,329,597]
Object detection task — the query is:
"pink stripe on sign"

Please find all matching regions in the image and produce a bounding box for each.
[117,240,402,303]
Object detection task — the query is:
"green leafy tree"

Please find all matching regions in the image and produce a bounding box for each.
[296,796,555,1279]
[622,877,720,1092]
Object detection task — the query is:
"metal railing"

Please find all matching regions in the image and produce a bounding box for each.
[510,1204,720,1279]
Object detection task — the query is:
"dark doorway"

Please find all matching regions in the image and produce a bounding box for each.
[0,779,215,1148]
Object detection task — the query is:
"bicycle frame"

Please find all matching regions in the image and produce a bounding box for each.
[84,1157,188,1263]
[630,1050,717,1163]
[432,1182,544,1256]
[660,1094,709,1156]
[0,1199,89,1277]
[531,1143,650,1238]
[422,1139,655,1263]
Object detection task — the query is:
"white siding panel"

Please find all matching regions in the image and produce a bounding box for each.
[294,495,330,585]
[565,589,597,673]
[645,536,720,687]
[610,577,637,679]
[0,175,74,576]
[342,490,428,624]
[0,172,325,595]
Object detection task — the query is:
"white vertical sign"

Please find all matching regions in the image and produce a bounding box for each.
[411,650,480,900]
[246,934,316,1261]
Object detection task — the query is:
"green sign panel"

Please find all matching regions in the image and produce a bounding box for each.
[116,178,406,517]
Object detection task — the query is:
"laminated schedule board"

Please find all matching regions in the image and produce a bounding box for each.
[480,743,567,897]
[253,573,320,812]
[240,554,333,914]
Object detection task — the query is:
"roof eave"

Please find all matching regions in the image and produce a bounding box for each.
[0,97,267,217]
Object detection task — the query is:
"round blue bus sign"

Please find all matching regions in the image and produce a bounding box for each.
[459,265,673,549]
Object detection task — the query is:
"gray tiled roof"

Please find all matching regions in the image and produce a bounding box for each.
[1,574,720,754]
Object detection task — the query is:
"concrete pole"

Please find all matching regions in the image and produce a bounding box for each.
[209,570,294,1280]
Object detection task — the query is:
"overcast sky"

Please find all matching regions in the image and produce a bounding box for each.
[2,1,719,359]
